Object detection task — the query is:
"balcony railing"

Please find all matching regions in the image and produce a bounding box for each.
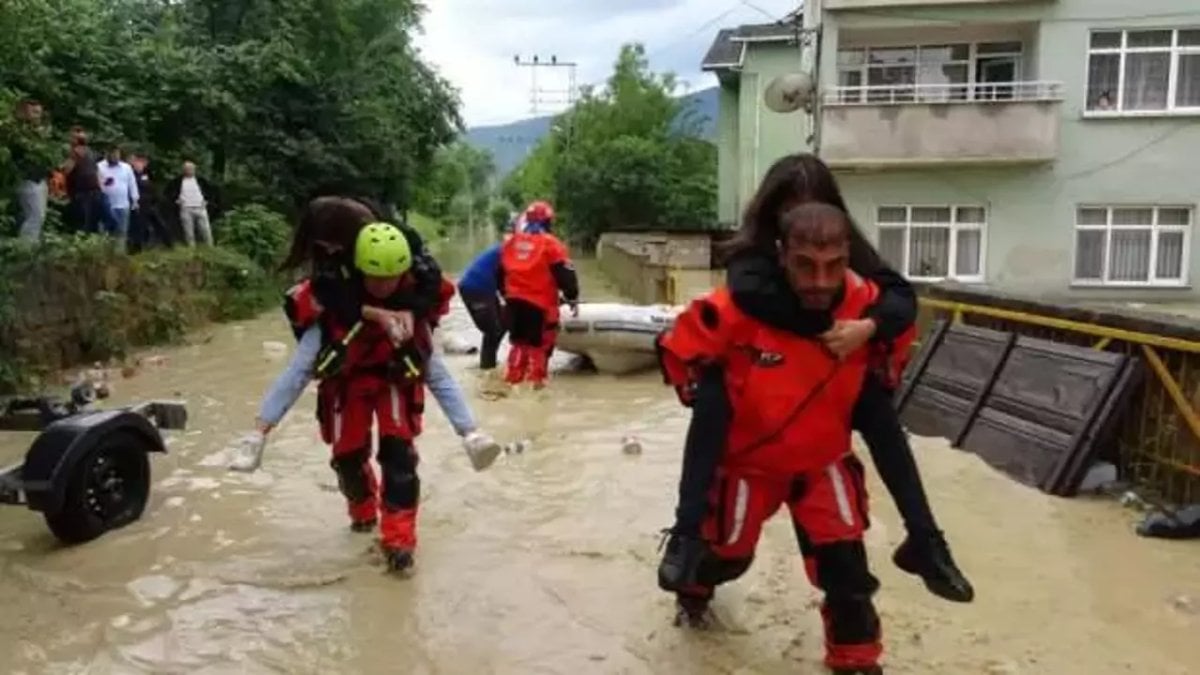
[825,81,1064,106]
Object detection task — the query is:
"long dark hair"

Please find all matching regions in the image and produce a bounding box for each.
[279,196,374,271]
[721,153,884,274]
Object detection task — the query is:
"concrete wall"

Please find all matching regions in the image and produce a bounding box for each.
[596,232,714,269]
[595,232,726,303]
[823,0,1200,299]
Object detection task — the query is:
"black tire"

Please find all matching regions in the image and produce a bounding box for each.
[44,431,153,545]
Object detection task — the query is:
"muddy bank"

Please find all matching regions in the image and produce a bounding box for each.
[1,260,1198,674]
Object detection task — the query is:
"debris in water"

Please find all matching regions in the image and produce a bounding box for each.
[1136,504,1200,540]
[621,435,643,455]
[1169,593,1197,615]
[441,334,478,355]
[505,439,530,454]
[262,341,288,359]
[1077,462,1118,493]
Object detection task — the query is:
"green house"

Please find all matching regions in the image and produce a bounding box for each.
[704,0,1200,300]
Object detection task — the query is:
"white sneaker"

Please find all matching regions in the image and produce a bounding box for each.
[228,432,267,473]
[462,431,502,472]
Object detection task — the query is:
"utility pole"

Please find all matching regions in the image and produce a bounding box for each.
[513,54,579,116]
[799,0,823,153]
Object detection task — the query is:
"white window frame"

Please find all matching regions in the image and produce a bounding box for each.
[1071,205,1193,287]
[875,205,987,283]
[1085,28,1200,116]
[837,41,1025,104]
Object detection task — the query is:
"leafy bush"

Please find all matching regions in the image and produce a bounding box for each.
[216,204,291,271]
[0,235,281,392]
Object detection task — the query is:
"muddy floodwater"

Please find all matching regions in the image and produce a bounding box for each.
[1,250,1198,674]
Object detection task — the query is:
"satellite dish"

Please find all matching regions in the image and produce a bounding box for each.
[764,73,816,113]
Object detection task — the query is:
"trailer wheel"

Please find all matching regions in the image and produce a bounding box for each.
[44,431,153,544]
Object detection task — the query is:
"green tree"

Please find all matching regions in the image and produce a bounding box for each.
[411,141,496,228]
[505,44,717,247]
[0,0,460,217]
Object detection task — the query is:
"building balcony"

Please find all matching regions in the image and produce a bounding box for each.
[824,0,1051,9]
[819,81,1064,169]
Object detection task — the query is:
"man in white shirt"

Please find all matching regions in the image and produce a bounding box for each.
[97,145,139,252]
[174,161,212,246]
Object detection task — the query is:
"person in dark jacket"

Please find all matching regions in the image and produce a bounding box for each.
[127,154,174,252]
[64,129,105,234]
[657,153,974,611]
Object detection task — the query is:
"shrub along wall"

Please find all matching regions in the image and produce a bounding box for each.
[0,234,282,393]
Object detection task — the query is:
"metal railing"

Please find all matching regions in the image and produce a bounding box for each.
[825,81,1064,106]
[917,294,1200,504]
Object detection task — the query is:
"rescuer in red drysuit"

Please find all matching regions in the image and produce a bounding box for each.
[289,222,445,572]
[497,200,579,387]
[656,202,905,674]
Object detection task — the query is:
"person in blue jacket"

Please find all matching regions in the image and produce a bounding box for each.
[458,215,524,370]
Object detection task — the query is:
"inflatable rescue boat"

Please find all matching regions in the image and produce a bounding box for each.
[557,303,680,374]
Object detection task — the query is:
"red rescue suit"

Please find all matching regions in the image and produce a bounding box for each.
[656,272,891,671]
[286,278,443,553]
[498,230,575,386]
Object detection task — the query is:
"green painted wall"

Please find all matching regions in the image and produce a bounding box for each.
[712,41,814,225]
[716,81,741,225]
[705,0,1200,298]
[823,0,1200,299]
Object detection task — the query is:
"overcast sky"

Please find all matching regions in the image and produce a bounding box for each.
[415,1,801,128]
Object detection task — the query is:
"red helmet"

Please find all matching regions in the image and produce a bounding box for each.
[524,200,555,224]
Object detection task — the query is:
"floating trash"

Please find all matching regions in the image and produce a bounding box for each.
[621,435,643,455]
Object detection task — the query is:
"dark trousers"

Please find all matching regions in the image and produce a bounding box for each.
[673,369,940,538]
[67,191,118,236]
[129,208,174,253]
[460,288,506,370]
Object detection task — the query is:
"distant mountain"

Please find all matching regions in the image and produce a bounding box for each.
[465,86,719,177]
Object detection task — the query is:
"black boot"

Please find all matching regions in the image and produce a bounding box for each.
[830,666,883,674]
[383,547,414,573]
[893,530,974,603]
[657,530,709,593]
[350,518,377,533]
[674,593,713,629]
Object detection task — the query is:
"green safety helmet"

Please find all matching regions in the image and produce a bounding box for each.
[354,222,412,277]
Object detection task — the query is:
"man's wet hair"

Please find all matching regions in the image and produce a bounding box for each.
[778,201,852,250]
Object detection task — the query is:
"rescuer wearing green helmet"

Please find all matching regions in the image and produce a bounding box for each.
[294,221,444,572]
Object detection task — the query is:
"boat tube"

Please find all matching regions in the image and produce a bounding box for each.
[557,303,680,374]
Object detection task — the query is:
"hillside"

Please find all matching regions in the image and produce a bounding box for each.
[465,86,718,176]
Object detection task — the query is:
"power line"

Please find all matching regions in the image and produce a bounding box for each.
[470,2,785,129]
[738,0,780,23]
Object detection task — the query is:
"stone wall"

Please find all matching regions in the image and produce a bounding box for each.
[595,231,725,304]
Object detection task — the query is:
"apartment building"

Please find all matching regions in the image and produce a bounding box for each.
[703,0,1200,299]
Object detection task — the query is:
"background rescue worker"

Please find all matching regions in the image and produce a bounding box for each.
[457,214,525,371]
[656,203,890,675]
[659,153,973,606]
[497,200,579,388]
[311,223,438,572]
